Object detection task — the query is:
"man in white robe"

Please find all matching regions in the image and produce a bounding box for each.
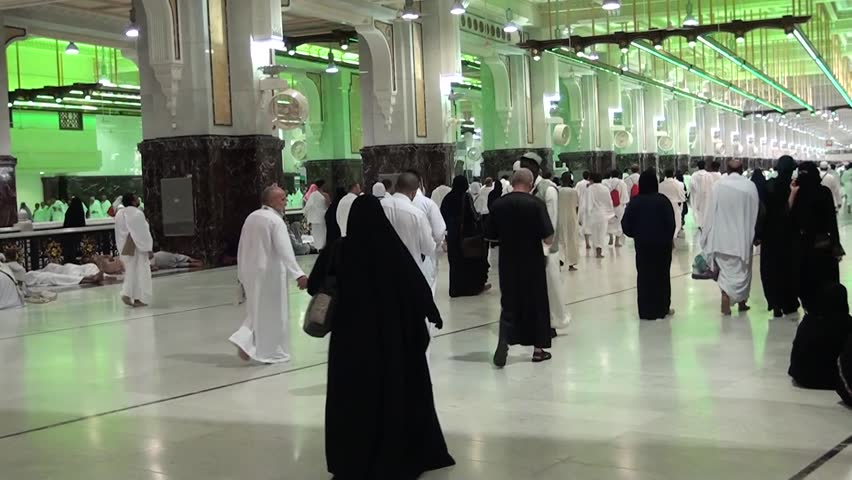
[23,263,103,287]
[430,181,452,208]
[659,168,688,240]
[230,186,308,364]
[689,160,717,233]
[0,263,23,310]
[700,159,760,315]
[842,163,852,214]
[557,172,580,271]
[602,170,630,247]
[623,165,641,195]
[405,169,446,295]
[336,182,361,237]
[381,173,436,279]
[820,161,842,212]
[575,171,592,249]
[303,179,330,250]
[583,172,616,258]
[475,177,494,215]
[521,155,571,331]
[115,193,153,307]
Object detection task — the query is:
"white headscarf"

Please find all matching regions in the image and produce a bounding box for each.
[372,182,387,198]
[470,182,482,197]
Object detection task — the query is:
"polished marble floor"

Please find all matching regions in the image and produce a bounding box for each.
[3,218,852,480]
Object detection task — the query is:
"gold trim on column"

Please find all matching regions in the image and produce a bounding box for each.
[525,57,534,144]
[349,73,363,154]
[207,0,232,126]
[413,22,427,138]
[374,21,395,90]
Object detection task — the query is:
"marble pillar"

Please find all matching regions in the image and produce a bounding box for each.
[304,159,364,192]
[139,135,284,265]
[360,143,454,193]
[0,16,17,227]
[557,151,615,176]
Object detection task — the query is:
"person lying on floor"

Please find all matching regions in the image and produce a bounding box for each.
[149,251,203,271]
[4,250,103,287]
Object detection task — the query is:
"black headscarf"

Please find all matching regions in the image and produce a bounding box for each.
[324,187,347,244]
[752,168,767,203]
[776,155,796,185]
[440,175,473,224]
[487,179,503,211]
[308,195,453,477]
[797,161,821,190]
[638,168,659,194]
[63,197,86,228]
[822,283,850,318]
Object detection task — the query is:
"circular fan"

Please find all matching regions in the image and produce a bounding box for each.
[290,139,307,161]
[271,89,309,130]
[613,130,633,149]
[733,143,744,155]
[553,124,572,146]
[466,146,481,161]
[657,135,674,152]
[713,141,726,155]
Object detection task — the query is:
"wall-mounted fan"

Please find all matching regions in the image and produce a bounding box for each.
[271,88,309,130]
[713,141,726,155]
[613,130,633,149]
[657,135,674,152]
[553,124,571,146]
[290,139,307,161]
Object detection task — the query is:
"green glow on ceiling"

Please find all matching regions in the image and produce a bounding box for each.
[632,40,784,113]
[793,27,852,109]
[293,44,360,65]
[461,54,481,65]
[557,48,743,116]
[698,36,814,112]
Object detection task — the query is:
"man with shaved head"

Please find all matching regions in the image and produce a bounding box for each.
[700,158,760,315]
[381,172,436,278]
[486,168,556,366]
[230,184,308,364]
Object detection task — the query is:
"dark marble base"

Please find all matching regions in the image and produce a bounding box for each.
[361,143,454,194]
[557,151,615,176]
[304,159,364,193]
[481,148,554,181]
[140,135,284,265]
[42,175,143,206]
[615,153,659,173]
[689,156,715,169]
[0,156,17,227]
[658,155,690,174]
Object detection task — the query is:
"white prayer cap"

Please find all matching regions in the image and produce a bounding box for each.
[372,182,387,197]
[522,152,543,165]
[820,161,830,170]
[512,160,522,172]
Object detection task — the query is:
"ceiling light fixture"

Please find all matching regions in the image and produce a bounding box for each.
[339,38,350,51]
[735,33,745,44]
[124,6,140,38]
[325,52,339,74]
[401,0,419,21]
[503,9,519,33]
[683,1,699,27]
[531,49,541,61]
[795,24,852,107]
[65,42,79,55]
[450,0,466,15]
[587,48,599,61]
[602,0,622,11]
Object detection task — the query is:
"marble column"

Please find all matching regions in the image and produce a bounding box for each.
[0,16,17,227]
[137,0,284,264]
[642,87,664,172]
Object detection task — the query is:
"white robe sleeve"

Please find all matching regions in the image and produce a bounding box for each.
[272,219,305,280]
[545,186,558,227]
[417,215,437,260]
[427,202,446,244]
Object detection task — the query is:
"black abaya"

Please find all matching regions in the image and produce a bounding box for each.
[758,158,800,314]
[440,176,489,298]
[789,284,852,389]
[793,162,845,313]
[486,192,553,348]
[621,169,676,320]
[308,196,454,480]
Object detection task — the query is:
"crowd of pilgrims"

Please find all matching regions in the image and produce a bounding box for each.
[17,195,143,225]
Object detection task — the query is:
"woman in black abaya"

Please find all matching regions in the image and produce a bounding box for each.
[308,195,454,480]
[621,169,676,321]
[791,161,845,313]
[759,156,800,317]
[323,187,346,245]
[440,175,489,297]
[789,283,852,389]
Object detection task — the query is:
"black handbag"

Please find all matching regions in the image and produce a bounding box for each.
[303,276,336,338]
[459,193,486,258]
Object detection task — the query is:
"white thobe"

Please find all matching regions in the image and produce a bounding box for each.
[689,169,717,230]
[115,206,154,305]
[381,193,436,278]
[0,264,23,310]
[336,192,358,237]
[821,171,843,210]
[575,179,591,235]
[151,251,192,269]
[843,170,852,208]
[412,190,446,294]
[500,178,512,196]
[24,263,100,287]
[700,173,760,303]
[303,191,329,249]
[659,178,687,238]
[583,183,616,251]
[475,185,493,214]
[602,177,630,236]
[534,179,570,329]
[624,173,640,194]
[230,207,305,364]
[430,185,452,208]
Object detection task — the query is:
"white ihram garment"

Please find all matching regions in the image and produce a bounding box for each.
[430,185,452,208]
[821,171,843,210]
[659,178,687,239]
[583,183,616,251]
[115,206,153,305]
[413,190,446,295]
[24,263,100,287]
[230,207,305,364]
[602,178,630,236]
[336,192,358,237]
[700,173,760,303]
[575,179,591,235]
[303,191,328,249]
[381,193,436,280]
[534,179,570,329]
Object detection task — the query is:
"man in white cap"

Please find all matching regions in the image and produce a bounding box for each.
[820,161,843,212]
